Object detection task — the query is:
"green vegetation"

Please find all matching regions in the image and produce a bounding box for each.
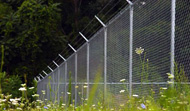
[0,68,189,111]
[0,0,190,111]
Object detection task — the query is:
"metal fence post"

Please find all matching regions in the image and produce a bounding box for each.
[47,66,54,101]
[68,44,77,106]
[171,0,176,86]
[58,54,67,104]
[95,15,107,102]
[79,32,89,99]
[53,61,60,104]
[126,0,134,97]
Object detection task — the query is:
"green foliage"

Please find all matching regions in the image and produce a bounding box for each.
[2,75,22,98]
[0,45,6,94]
[0,0,66,83]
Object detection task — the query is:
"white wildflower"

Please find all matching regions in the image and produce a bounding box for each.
[120,79,126,82]
[16,107,22,110]
[83,85,88,88]
[167,73,174,79]
[19,87,26,91]
[29,87,34,90]
[160,87,167,90]
[21,83,26,87]
[119,90,125,93]
[135,47,144,55]
[67,92,71,95]
[41,90,45,95]
[132,94,139,97]
[167,81,174,84]
[47,104,51,107]
[32,94,39,97]
[0,99,6,103]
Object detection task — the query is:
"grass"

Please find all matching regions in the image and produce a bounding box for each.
[1,47,190,111]
[0,70,189,111]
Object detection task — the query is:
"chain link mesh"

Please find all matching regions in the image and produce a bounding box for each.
[107,7,130,105]
[132,0,171,96]
[175,0,190,80]
[36,0,190,106]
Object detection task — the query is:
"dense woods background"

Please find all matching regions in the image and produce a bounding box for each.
[0,0,128,85]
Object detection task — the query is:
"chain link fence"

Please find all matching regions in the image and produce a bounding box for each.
[36,0,190,106]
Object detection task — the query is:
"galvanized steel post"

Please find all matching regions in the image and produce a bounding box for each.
[53,61,60,104]
[58,54,67,104]
[171,0,176,86]
[68,44,78,106]
[79,32,90,99]
[126,0,133,97]
[95,15,107,102]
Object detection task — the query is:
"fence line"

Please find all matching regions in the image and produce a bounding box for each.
[36,0,190,105]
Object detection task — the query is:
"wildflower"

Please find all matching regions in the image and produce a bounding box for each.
[47,104,51,107]
[12,101,19,105]
[178,101,183,104]
[119,90,125,93]
[67,92,71,95]
[92,104,95,107]
[132,94,139,97]
[62,104,66,106]
[120,79,126,82]
[41,90,45,95]
[0,99,6,103]
[161,95,166,98]
[16,107,22,110]
[167,81,174,84]
[10,98,19,105]
[36,106,41,109]
[141,103,146,109]
[21,83,26,87]
[19,87,26,91]
[160,87,167,90]
[141,2,146,5]
[29,87,34,90]
[167,73,174,79]
[32,94,39,97]
[83,85,88,88]
[137,107,141,110]
[5,94,12,99]
[135,47,144,55]
[15,98,21,101]
[75,85,79,89]
[44,106,48,109]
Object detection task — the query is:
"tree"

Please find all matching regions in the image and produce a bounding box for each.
[0,0,66,83]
